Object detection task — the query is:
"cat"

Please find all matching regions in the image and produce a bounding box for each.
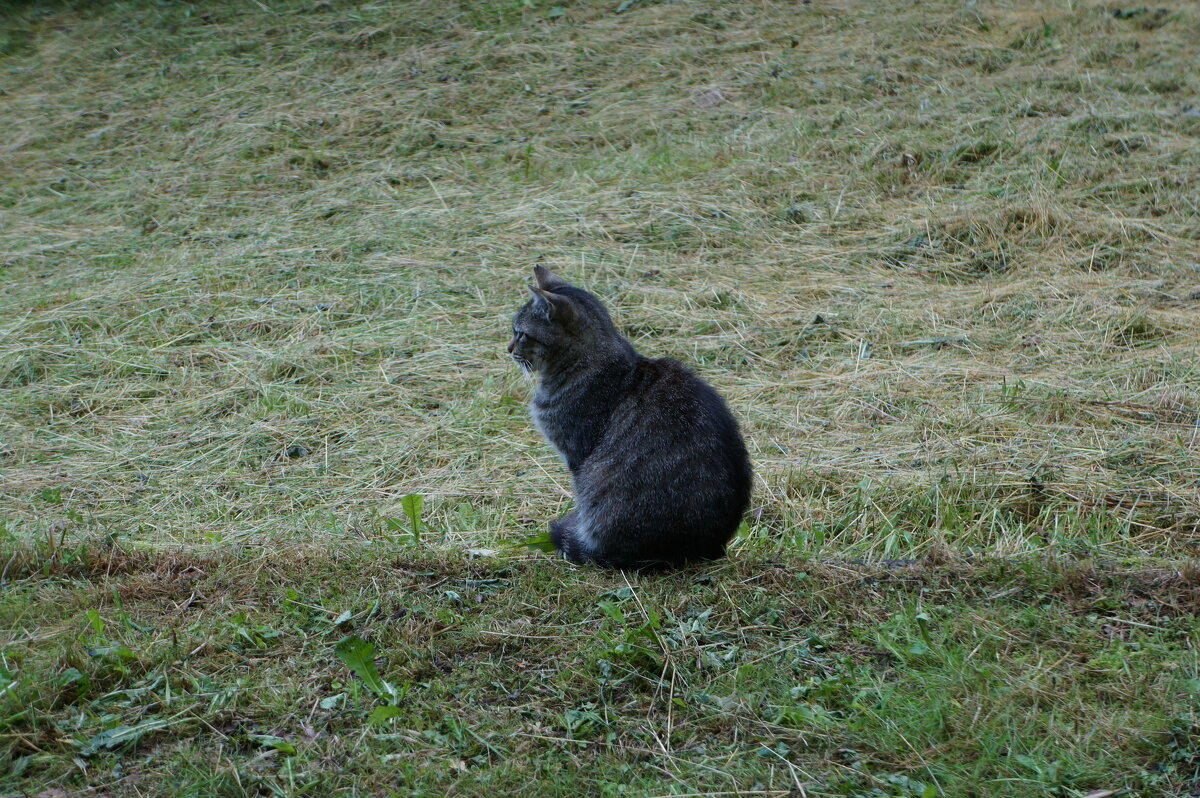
[509,266,752,569]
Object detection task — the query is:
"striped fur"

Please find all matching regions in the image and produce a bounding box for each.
[509,267,752,569]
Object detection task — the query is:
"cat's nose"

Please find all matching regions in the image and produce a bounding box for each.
[507,339,516,354]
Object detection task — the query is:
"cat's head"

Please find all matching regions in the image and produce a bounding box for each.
[509,266,627,374]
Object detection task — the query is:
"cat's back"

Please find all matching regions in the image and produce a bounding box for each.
[575,354,751,547]
[603,355,749,469]
[628,356,734,425]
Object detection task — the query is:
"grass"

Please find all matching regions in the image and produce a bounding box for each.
[1,0,1199,794]
[5,543,1200,796]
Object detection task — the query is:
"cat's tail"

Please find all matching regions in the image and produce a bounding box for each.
[551,513,727,570]
[594,545,727,571]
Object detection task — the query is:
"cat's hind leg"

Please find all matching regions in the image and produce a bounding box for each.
[549,512,591,564]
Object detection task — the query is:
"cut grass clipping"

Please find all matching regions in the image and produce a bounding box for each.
[2,0,1199,795]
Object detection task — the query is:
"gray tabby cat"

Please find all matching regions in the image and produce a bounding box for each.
[509,266,752,569]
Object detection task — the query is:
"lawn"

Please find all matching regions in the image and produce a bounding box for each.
[1,0,1199,795]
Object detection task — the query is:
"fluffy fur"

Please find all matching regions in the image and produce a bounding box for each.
[509,266,752,569]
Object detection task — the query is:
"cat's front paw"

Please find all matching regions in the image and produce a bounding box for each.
[549,515,593,564]
[548,513,577,549]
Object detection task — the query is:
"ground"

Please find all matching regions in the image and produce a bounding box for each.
[1,0,1199,795]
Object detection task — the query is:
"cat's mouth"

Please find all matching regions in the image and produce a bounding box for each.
[511,354,534,373]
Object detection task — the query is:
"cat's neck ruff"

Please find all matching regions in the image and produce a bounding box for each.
[534,350,636,402]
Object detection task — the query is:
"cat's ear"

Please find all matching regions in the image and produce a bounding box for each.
[529,286,575,323]
[533,265,567,290]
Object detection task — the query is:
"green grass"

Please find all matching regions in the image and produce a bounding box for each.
[2,0,1199,794]
[4,543,1199,796]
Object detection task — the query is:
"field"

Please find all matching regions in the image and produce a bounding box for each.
[2,0,1199,794]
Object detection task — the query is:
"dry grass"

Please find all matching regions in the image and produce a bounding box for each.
[2,0,1200,794]
[2,0,1198,559]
